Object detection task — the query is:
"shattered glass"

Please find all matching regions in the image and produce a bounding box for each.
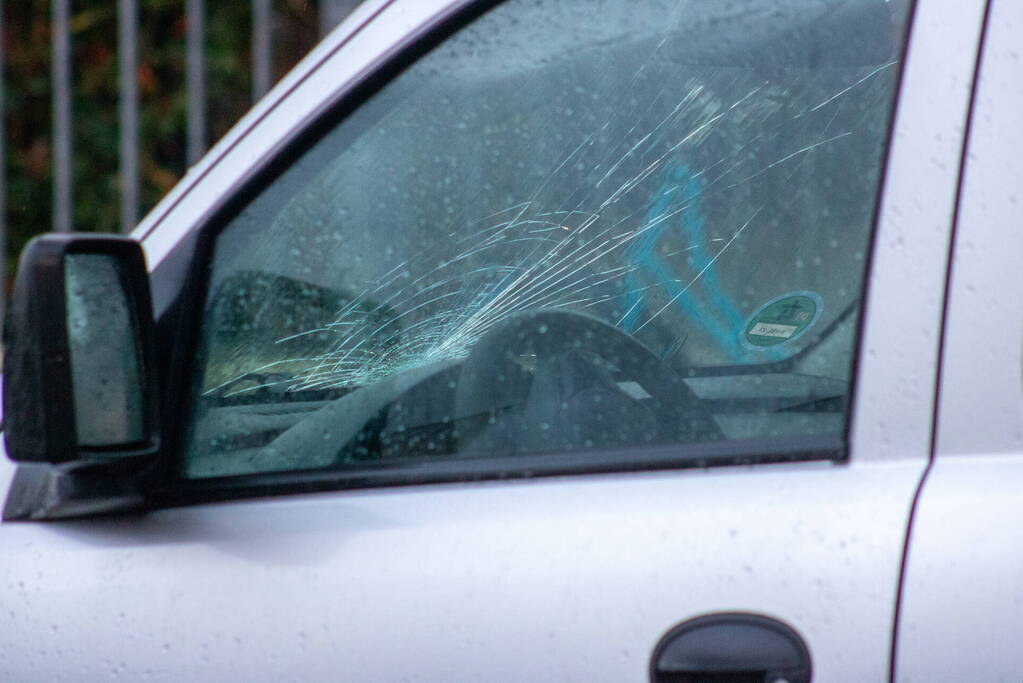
[182,0,912,478]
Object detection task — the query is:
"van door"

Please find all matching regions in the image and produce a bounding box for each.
[0,1,984,681]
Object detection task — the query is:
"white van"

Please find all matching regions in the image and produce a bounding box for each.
[1,1,1019,680]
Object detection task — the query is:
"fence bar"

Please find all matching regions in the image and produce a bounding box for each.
[52,0,72,232]
[252,0,272,101]
[186,0,206,166]
[319,0,360,37]
[118,0,139,232]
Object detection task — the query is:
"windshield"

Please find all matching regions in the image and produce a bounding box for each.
[182,0,912,478]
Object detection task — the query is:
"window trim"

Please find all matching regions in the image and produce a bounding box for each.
[152,434,842,509]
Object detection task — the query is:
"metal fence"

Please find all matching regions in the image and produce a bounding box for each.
[0,0,362,329]
[7,0,361,238]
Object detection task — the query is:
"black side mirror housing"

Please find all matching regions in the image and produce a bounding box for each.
[3,234,160,468]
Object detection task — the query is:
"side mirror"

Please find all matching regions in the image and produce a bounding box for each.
[3,234,160,467]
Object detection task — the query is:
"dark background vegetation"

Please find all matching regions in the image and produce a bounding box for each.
[5,0,325,277]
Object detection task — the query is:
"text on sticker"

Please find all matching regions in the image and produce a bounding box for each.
[749,322,798,339]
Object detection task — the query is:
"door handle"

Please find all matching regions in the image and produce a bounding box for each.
[650,612,812,683]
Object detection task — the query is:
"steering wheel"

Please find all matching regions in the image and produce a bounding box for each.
[256,309,720,471]
[453,309,722,453]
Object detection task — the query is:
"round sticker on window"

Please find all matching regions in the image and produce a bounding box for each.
[742,291,823,348]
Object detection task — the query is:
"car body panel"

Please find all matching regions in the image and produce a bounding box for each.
[0,0,994,681]
[896,0,1023,680]
[895,456,1023,683]
[932,0,1023,461]
[849,0,987,464]
[2,462,918,681]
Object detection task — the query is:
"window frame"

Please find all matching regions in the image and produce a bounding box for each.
[147,0,917,510]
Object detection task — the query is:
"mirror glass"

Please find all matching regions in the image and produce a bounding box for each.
[64,253,145,447]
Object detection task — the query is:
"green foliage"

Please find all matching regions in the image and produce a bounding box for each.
[4,0,321,278]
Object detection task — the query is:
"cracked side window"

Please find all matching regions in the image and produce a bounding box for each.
[181,0,911,479]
